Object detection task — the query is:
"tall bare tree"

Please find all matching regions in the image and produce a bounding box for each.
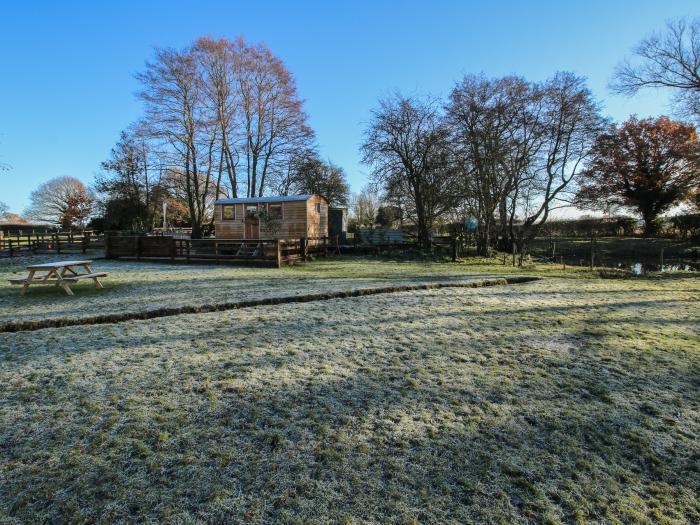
[137,46,216,238]
[447,73,602,257]
[194,37,241,199]
[361,94,461,247]
[350,184,382,229]
[447,75,544,254]
[236,43,314,197]
[612,17,700,123]
[514,73,604,253]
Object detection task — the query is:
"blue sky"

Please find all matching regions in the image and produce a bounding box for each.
[1,0,698,213]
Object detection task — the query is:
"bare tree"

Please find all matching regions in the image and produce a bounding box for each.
[361,94,461,247]
[194,37,241,199]
[137,46,217,238]
[515,73,605,254]
[350,184,382,229]
[612,17,700,122]
[25,176,94,228]
[447,75,544,255]
[446,73,603,258]
[236,43,314,197]
[0,201,8,220]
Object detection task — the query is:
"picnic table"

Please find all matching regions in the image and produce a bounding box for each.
[8,260,108,296]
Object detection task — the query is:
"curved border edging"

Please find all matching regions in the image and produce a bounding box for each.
[1,276,539,334]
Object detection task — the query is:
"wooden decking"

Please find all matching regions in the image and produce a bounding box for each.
[105,235,338,267]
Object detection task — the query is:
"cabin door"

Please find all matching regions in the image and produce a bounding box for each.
[244,219,259,239]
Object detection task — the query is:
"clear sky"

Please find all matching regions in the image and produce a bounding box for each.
[1,0,698,213]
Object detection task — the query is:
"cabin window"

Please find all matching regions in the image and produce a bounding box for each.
[245,204,259,219]
[268,204,283,220]
[315,202,321,213]
[221,204,235,220]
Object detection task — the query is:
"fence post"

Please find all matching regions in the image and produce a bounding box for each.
[300,237,307,261]
[451,237,457,262]
[135,236,141,260]
[276,240,282,268]
[55,233,61,254]
[660,247,664,269]
[8,238,13,258]
[170,238,176,262]
[324,236,328,257]
[512,242,516,267]
[590,235,595,270]
[561,256,565,271]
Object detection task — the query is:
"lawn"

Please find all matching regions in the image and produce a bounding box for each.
[0,256,546,328]
[0,259,698,524]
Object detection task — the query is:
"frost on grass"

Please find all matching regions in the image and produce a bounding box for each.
[0,275,699,524]
[0,257,515,326]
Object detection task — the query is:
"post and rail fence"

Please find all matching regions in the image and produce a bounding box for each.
[0,231,105,258]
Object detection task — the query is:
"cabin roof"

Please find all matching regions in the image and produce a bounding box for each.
[214,195,317,205]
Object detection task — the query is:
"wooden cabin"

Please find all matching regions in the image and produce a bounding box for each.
[214,195,329,240]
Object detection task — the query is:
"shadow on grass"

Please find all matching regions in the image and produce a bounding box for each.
[2,316,698,523]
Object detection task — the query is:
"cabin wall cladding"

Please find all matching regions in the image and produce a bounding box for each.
[214,194,329,241]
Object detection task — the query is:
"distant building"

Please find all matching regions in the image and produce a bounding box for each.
[0,213,55,237]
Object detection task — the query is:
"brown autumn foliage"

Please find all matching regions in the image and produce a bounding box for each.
[576,116,700,235]
[24,176,94,229]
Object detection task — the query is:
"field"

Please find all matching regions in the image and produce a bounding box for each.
[0,257,699,524]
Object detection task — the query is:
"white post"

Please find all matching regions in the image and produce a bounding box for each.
[162,201,168,231]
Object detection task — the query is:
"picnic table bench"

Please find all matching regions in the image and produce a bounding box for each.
[8,260,108,296]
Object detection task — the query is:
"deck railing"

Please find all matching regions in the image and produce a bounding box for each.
[104,235,338,267]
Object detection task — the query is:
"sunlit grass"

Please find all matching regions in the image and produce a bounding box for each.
[0,255,588,327]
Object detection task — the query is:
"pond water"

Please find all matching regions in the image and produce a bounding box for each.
[626,262,700,275]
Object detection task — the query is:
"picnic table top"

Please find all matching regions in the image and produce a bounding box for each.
[26,260,93,270]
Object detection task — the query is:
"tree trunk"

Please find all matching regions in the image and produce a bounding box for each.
[641,208,658,237]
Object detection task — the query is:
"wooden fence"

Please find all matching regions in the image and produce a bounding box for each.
[105,235,338,267]
[0,231,105,258]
